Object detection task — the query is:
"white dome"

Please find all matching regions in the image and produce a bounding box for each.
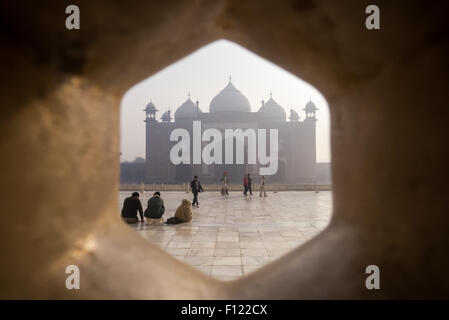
[161,110,172,122]
[175,98,201,120]
[210,82,251,113]
[258,97,286,120]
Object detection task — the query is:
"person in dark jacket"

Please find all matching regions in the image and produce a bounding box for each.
[190,176,204,207]
[144,191,165,224]
[220,171,229,196]
[121,192,144,224]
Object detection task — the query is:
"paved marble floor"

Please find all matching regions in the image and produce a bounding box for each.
[120,191,332,281]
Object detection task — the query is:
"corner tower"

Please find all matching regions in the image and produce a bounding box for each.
[144,100,158,164]
[303,100,318,183]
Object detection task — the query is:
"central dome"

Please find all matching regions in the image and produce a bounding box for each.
[209,81,251,113]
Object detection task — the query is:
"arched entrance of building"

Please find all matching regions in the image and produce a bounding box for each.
[175,164,191,182]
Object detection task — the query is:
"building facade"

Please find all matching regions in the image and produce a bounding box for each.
[143,80,319,184]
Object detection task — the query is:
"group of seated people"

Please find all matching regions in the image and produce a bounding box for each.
[121,191,192,225]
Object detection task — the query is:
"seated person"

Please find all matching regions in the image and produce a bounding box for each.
[121,192,144,224]
[144,191,165,224]
[166,199,192,225]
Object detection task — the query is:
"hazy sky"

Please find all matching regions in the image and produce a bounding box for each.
[121,39,330,163]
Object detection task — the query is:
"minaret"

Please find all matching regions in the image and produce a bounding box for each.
[303,99,318,183]
[196,100,200,119]
[143,100,158,165]
[144,100,158,122]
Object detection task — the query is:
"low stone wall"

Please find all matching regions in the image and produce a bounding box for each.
[120,183,332,192]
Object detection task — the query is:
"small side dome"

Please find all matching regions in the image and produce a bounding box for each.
[289,109,300,122]
[161,110,172,122]
[174,96,201,121]
[258,96,286,121]
[210,81,251,113]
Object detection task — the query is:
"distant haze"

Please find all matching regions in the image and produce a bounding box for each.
[121,40,330,163]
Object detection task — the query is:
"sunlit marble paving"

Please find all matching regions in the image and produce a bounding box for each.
[119,191,332,281]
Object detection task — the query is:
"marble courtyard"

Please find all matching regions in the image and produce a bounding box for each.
[119,191,332,281]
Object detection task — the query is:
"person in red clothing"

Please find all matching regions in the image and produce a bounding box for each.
[243,174,249,196]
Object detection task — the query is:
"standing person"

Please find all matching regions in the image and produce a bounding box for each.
[144,191,165,224]
[220,171,229,196]
[247,173,253,196]
[121,192,144,224]
[243,174,248,196]
[260,176,267,197]
[190,176,204,207]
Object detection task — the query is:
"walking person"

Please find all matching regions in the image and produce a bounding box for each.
[190,175,204,207]
[121,192,144,224]
[243,174,248,196]
[220,171,229,196]
[259,176,267,197]
[247,173,253,195]
[144,191,165,224]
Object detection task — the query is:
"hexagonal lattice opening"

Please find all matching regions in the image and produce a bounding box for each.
[119,40,332,281]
